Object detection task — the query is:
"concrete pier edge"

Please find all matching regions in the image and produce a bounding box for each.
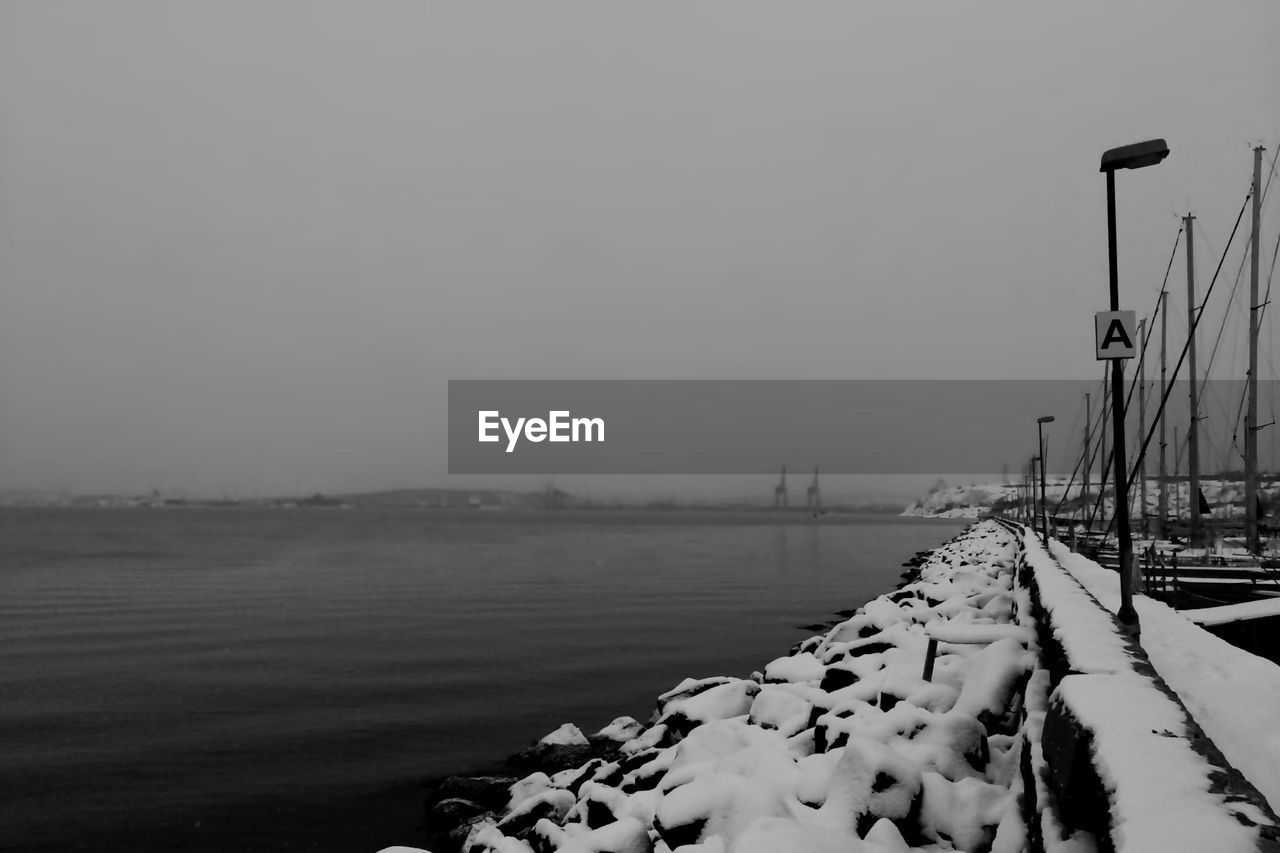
[1002,518,1280,852]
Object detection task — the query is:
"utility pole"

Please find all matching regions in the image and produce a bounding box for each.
[1247,145,1264,552]
[1185,213,1201,547]
[1138,318,1148,533]
[1158,289,1169,539]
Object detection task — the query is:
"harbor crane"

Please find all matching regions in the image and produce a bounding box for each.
[806,467,823,514]
[774,466,789,509]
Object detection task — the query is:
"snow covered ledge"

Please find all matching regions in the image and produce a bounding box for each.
[1017,527,1280,853]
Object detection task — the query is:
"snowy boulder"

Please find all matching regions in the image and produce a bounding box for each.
[747,685,814,735]
[507,773,554,810]
[550,758,607,796]
[656,676,734,707]
[652,773,789,848]
[794,750,844,807]
[903,711,989,780]
[465,820,526,853]
[656,678,759,736]
[496,788,576,840]
[663,720,792,787]
[898,681,960,715]
[595,717,645,742]
[509,726,622,775]
[619,746,677,793]
[917,771,1011,851]
[952,637,1032,730]
[531,815,653,853]
[619,724,667,756]
[541,723,590,747]
[819,735,923,837]
[762,652,825,684]
[568,781,624,829]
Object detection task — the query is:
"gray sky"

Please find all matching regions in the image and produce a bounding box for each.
[1,2,1277,497]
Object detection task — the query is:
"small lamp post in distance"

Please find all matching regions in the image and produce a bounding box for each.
[1037,415,1055,542]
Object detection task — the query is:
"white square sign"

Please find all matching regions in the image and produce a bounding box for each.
[1095,310,1137,360]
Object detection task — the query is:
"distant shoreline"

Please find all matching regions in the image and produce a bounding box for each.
[0,504,958,526]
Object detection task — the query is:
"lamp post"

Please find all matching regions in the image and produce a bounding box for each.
[1100,138,1170,641]
[1031,457,1041,528]
[1038,416,1055,542]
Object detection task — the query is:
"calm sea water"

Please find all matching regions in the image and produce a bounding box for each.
[0,507,965,853]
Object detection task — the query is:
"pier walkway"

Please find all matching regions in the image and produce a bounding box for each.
[1045,536,1280,823]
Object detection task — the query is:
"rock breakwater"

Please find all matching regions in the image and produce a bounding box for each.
[395,520,1033,853]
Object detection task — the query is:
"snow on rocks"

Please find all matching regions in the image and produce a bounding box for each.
[459,521,1033,853]
[596,717,647,743]
[541,724,592,748]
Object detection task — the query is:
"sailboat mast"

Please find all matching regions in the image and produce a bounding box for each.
[1138,317,1148,532]
[1158,289,1169,538]
[1175,425,1181,520]
[1247,144,1265,552]
[1101,369,1108,502]
[1084,393,1092,501]
[1185,213,1201,546]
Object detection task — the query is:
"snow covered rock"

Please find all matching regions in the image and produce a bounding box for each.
[541,724,591,747]
[656,678,759,736]
[819,735,923,836]
[595,717,645,743]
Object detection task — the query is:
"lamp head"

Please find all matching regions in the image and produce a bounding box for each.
[1100,139,1170,173]
[1038,415,1056,424]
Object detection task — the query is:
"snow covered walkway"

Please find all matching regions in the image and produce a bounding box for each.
[1049,539,1280,815]
[1020,532,1280,853]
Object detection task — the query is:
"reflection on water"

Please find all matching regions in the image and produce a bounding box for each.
[0,507,965,853]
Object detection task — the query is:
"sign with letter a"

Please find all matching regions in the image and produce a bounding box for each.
[1095,310,1137,360]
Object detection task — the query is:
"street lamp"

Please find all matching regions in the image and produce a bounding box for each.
[1101,138,1170,641]
[1031,457,1040,525]
[1038,416,1055,542]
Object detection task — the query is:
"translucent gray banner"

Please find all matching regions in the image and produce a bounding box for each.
[448,380,1280,475]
